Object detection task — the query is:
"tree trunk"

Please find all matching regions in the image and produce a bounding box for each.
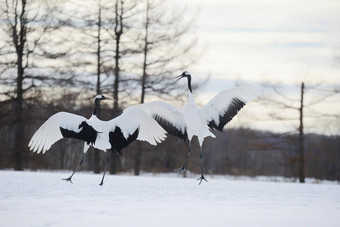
[13,74,24,170]
[134,142,142,175]
[110,0,123,175]
[93,0,102,174]
[110,35,120,175]
[134,0,150,176]
[113,36,120,117]
[13,0,27,171]
[298,82,305,183]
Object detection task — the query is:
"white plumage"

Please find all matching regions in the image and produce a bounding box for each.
[201,85,256,127]
[29,109,166,153]
[129,71,257,184]
[28,95,167,185]
[120,108,167,145]
[29,112,85,154]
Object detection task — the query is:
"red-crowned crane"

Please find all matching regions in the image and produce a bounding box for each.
[129,72,257,184]
[28,95,167,185]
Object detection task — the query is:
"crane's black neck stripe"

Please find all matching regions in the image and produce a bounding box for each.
[93,99,100,116]
[186,75,192,93]
[60,121,97,145]
[109,127,139,152]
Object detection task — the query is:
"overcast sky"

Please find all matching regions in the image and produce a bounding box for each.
[172,0,340,134]
[180,0,340,83]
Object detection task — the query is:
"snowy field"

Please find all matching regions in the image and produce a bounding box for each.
[1,171,339,227]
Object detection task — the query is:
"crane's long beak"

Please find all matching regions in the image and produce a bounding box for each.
[104,96,114,101]
[174,75,183,82]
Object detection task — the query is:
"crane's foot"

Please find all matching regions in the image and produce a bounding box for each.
[99,181,104,186]
[62,176,73,184]
[197,174,208,185]
[175,166,185,173]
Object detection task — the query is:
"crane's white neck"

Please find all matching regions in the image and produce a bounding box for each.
[187,90,196,105]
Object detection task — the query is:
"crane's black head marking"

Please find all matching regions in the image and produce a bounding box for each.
[175,71,192,93]
[94,94,107,101]
[175,71,191,80]
[182,71,190,76]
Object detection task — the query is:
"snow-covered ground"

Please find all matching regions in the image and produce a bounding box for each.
[1,170,339,227]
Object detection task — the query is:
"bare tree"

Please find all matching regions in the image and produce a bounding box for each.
[298,82,305,182]
[93,0,104,174]
[138,0,198,103]
[257,81,339,183]
[0,0,66,170]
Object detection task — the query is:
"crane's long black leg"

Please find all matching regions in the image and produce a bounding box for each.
[175,141,192,173]
[62,153,85,184]
[197,146,208,185]
[99,151,110,186]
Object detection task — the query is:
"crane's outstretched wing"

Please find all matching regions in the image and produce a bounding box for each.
[28,112,95,154]
[126,101,187,141]
[201,85,257,132]
[107,108,167,152]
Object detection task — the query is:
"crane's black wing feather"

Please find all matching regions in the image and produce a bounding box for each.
[154,114,187,141]
[207,98,246,132]
[125,101,186,141]
[202,85,256,132]
[60,121,98,145]
[109,127,139,153]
